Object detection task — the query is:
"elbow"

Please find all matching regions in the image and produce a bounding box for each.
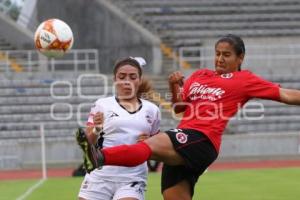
[279,88,300,105]
[173,105,186,114]
[282,98,298,105]
[279,90,296,105]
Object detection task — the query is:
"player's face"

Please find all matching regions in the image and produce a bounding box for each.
[214,42,244,74]
[114,65,141,100]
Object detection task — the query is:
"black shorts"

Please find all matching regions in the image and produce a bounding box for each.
[161,129,218,196]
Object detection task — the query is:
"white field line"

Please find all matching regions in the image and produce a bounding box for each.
[16,178,46,200]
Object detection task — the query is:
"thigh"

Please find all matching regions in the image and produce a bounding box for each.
[164,129,218,172]
[78,175,114,200]
[113,182,146,200]
[144,132,185,165]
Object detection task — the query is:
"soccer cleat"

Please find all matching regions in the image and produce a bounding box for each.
[75,128,104,173]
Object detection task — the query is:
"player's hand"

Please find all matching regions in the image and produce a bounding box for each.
[137,133,150,142]
[93,112,104,130]
[169,71,184,86]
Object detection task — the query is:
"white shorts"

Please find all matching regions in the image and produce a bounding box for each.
[78,175,146,200]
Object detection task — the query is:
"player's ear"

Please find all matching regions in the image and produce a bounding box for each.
[237,53,245,66]
[239,53,245,60]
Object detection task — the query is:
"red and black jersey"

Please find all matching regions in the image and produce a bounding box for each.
[178,69,280,152]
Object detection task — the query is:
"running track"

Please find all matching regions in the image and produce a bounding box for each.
[1,160,300,180]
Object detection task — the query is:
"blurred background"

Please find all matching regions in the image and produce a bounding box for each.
[1,0,300,199]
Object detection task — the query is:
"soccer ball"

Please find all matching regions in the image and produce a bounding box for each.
[34,19,74,58]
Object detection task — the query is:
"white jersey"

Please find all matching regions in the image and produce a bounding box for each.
[86,96,160,184]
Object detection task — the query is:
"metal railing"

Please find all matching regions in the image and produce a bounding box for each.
[0,49,99,73]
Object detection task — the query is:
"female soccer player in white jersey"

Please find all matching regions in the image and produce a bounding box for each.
[77,57,160,200]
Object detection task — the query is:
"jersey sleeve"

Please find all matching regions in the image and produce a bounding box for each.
[86,101,104,126]
[243,72,280,101]
[150,107,161,136]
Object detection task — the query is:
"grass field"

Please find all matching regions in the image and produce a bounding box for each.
[2,168,300,200]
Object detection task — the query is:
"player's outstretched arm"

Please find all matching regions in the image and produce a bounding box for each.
[279,88,300,105]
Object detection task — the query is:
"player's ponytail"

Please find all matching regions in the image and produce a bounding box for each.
[137,77,152,99]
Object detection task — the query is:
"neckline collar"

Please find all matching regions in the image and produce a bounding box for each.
[115,96,142,114]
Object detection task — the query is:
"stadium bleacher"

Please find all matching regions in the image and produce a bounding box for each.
[109,0,300,134]
[0,75,108,139]
[0,74,175,140]
[0,37,14,50]
[1,0,300,169]
[113,0,300,46]
[1,0,300,138]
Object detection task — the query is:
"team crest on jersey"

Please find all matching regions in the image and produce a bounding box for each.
[176,132,188,144]
[108,111,119,118]
[220,73,233,79]
[145,115,152,124]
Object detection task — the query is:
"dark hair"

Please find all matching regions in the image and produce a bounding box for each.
[137,78,152,98]
[113,57,152,98]
[113,57,142,77]
[215,34,245,71]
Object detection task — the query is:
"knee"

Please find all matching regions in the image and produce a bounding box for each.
[162,180,192,200]
[163,192,191,200]
[163,190,192,200]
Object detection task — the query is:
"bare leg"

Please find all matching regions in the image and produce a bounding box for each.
[162,180,191,200]
[144,132,185,166]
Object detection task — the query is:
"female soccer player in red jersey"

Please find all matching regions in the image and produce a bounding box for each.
[81,34,300,200]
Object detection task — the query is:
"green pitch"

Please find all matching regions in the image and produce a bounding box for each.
[2,168,300,200]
